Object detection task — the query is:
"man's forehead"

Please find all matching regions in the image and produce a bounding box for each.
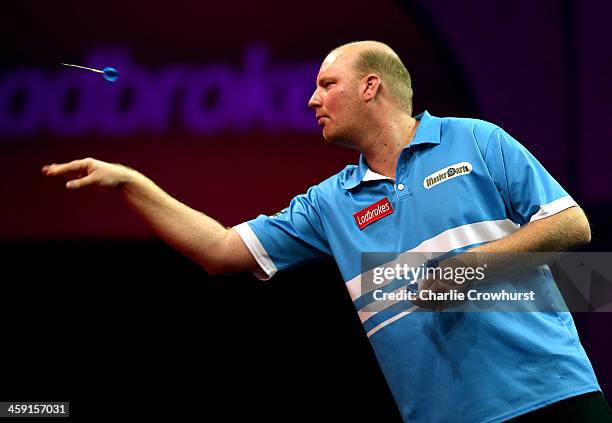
[322,50,341,68]
[318,49,353,77]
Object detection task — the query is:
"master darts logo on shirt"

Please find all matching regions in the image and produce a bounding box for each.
[353,197,394,230]
[423,162,473,189]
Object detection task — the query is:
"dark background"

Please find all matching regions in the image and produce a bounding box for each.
[1,0,611,420]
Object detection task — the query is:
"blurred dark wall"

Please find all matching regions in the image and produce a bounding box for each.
[1,0,611,419]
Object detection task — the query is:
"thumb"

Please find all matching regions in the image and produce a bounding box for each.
[66,174,97,189]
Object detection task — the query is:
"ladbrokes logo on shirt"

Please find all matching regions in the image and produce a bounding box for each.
[423,162,473,189]
[353,197,394,230]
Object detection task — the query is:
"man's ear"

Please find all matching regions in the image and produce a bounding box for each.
[362,74,381,103]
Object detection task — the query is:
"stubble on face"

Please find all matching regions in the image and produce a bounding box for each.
[315,50,365,149]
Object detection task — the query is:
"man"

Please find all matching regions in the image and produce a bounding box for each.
[43,41,610,422]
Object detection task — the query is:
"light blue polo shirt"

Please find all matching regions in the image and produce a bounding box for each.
[235,111,600,422]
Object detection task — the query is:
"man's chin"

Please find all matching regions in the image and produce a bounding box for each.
[322,125,341,142]
[322,128,339,144]
[322,129,331,142]
[322,129,355,149]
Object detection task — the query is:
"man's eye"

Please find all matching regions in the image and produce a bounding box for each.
[325,82,335,88]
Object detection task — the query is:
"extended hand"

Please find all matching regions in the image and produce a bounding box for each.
[42,158,134,191]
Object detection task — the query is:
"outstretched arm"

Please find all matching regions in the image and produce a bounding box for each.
[42,158,260,276]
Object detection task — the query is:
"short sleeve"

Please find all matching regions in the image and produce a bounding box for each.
[483,127,577,225]
[234,186,331,280]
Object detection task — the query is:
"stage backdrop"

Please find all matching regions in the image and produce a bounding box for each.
[1,1,611,418]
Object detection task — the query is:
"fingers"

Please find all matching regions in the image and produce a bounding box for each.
[420,277,434,291]
[411,280,448,310]
[62,171,87,180]
[42,158,93,177]
[41,164,56,174]
[66,174,97,190]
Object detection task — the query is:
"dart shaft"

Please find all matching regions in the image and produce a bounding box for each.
[60,63,104,74]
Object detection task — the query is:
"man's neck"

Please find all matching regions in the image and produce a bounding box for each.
[361,115,419,179]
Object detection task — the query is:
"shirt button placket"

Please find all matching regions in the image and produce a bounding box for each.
[396,149,414,199]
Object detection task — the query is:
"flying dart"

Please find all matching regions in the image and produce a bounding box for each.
[60,63,119,82]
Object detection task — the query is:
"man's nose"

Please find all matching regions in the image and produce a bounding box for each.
[308,90,321,109]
